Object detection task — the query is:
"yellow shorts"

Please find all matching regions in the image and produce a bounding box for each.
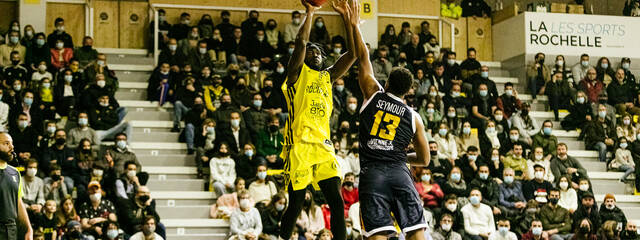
[283,143,340,191]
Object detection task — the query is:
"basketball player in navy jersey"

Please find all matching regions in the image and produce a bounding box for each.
[348,0,431,239]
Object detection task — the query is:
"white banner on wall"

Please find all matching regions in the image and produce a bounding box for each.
[524,12,640,58]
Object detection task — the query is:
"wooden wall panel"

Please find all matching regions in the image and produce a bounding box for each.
[466,17,492,61]
[441,17,467,60]
[377,17,439,44]
[93,0,119,48]
[149,0,331,10]
[378,0,439,16]
[119,1,149,49]
[46,3,85,47]
[0,1,17,34]
[159,9,346,43]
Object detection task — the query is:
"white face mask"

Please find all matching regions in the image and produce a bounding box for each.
[348,103,357,112]
[276,67,285,74]
[38,64,47,72]
[199,48,207,54]
[446,203,457,212]
[239,199,251,209]
[495,115,503,121]
[250,66,259,73]
[168,45,177,51]
[441,223,452,231]
[534,154,543,160]
[90,192,102,202]
[127,170,136,178]
[26,168,37,177]
[56,42,64,49]
[93,169,104,177]
[97,80,106,88]
[559,181,569,190]
[534,171,544,180]
[579,184,589,191]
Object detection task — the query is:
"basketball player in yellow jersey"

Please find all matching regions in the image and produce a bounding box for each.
[279,1,357,240]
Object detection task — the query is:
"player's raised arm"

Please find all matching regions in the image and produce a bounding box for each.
[327,0,357,81]
[409,116,431,166]
[350,0,381,100]
[287,0,318,86]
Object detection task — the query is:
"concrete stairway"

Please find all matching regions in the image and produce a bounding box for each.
[106,48,640,240]
[106,51,228,240]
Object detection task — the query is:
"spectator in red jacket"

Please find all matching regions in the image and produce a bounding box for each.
[50,39,73,70]
[414,168,444,209]
[340,172,358,216]
[578,68,603,104]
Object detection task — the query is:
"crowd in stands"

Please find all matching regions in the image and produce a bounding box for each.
[0,18,160,240]
[3,3,640,240]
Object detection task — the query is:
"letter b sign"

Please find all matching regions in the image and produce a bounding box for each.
[361,0,374,19]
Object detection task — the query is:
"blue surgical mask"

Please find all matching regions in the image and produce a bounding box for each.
[47,126,56,134]
[581,61,589,67]
[78,118,88,126]
[257,171,267,180]
[503,176,514,184]
[9,36,19,44]
[19,120,28,129]
[23,98,33,106]
[231,119,240,128]
[499,227,509,236]
[468,155,477,161]
[36,39,45,47]
[421,174,431,182]
[622,62,630,70]
[543,127,552,135]
[106,229,119,239]
[439,129,448,136]
[116,140,127,149]
[469,196,480,205]
[601,63,609,69]
[207,127,215,134]
[621,143,628,149]
[463,127,471,135]
[245,149,254,157]
[505,89,513,96]
[598,111,607,118]
[479,172,489,180]
[479,90,488,97]
[64,75,73,83]
[576,97,585,104]
[335,85,344,92]
[532,227,543,236]
[451,173,461,182]
[427,108,435,114]
[452,92,460,97]
[315,22,324,28]
[480,71,489,78]
[253,100,262,108]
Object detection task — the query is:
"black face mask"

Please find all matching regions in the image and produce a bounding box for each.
[340,128,349,134]
[521,109,529,116]
[222,18,230,23]
[138,195,150,203]
[68,230,81,239]
[51,174,61,181]
[351,148,359,154]
[624,230,637,238]
[538,58,545,64]
[82,149,91,154]
[548,198,559,205]
[229,70,239,75]
[11,60,20,66]
[304,198,312,207]
[430,150,438,156]
[220,102,230,108]
[263,86,273,92]
[55,138,66,145]
[343,181,354,187]
[579,226,590,234]
[82,45,92,50]
[269,125,279,133]
[236,84,246,89]
[268,24,277,30]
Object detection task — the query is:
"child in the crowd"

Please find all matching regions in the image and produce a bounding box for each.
[36,200,58,240]
[609,137,635,182]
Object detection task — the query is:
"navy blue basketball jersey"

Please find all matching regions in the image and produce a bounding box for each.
[359,91,419,166]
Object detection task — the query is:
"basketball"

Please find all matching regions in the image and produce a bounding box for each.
[306,0,328,7]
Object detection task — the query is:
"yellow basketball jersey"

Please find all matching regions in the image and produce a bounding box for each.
[281,64,334,161]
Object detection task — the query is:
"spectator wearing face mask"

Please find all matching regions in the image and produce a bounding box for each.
[261,192,287,239]
[244,93,269,140]
[86,53,118,91]
[121,186,163,238]
[90,95,132,144]
[522,164,553,201]
[63,220,90,240]
[527,53,550,100]
[434,123,458,163]
[325,41,345,68]
[619,58,636,83]
[169,12,192,41]
[338,96,359,134]
[255,116,284,169]
[461,189,495,240]
[31,60,53,84]
[103,133,139,178]
[78,181,116,238]
[189,39,216,74]
[489,219,518,240]
[260,79,285,121]
[249,29,276,67]
[555,175,578,214]
[216,10,236,39]
[203,75,230,113]
[245,60,267,93]
[470,83,496,130]
[0,30,26,67]
[578,68,603,104]
[2,52,29,90]
[102,221,125,240]
[309,17,331,47]
[67,112,99,149]
[129,216,164,240]
[241,10,265,40]
[9,110,40,154]
[431,213,462,240]
[235,143,259,181]
[216,111,250,154]
[248,164,277,207]
[455,121,479,157]
[538,188,573,240]
[340,172,359,215]
[372,45,393,84]
[442,167,468,205]
[41,129,76,186]
[617,114,636,143]
[595,57,615,86]
[610,137,635,183]
[50,39,73,70]
[469,165,501,216]
[532,120,557,160]
[284,11,302,44]
[114,161,141,200]
[230,189,262,240]
[498,168,526,215]
[332,78,351,114]
[458,146,485,183]
[572,54,591,83]
[27,33,52,70]
[209,142,236,196]
[21,159,45,215]
[584,104,616,163]
[158,38,186,67]
[527,147,554,182]
[560,91,592,132]
[297,190,325,240]
[544,71,573,121]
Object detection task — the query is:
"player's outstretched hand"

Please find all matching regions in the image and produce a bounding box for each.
[348,0,361,26]
[301,0,319,12]
[332,0,350,16]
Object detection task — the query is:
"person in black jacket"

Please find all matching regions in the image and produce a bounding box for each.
[434,194,465,236]
[573,192,601,234]
[8,112,40,156]
[215,111,250,154]
[470,83,496,130]
[172,77,201,132]
[469,165,501,214]
[119,186,165,239]
[41,129,76,184]
[608,68,640,116]
[599,194,627,229]
[26,33,51,69]
[169,12,191,41]
[561,91,592,131]
[46,18,74,48]
[184,100,215,154]
[260,192,287,239]
[89,95,132,143]
[157,38,186,67]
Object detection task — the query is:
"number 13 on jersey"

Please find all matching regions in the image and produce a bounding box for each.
[370,110,401,141]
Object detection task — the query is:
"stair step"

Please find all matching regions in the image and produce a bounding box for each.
[591,180,629,195]
[156,205,211,219]
[132,131,179,142]
[117,71,153,83]
[157,198,214,206]
[148,179,205,191]
[164,219,229,235]
[138,154,194,167]
[110,64,155,72]
[127,111,173,121]
[121,100,173,109]
[115,90,147,101]
[107,54,155,66]
[166,233,227,240]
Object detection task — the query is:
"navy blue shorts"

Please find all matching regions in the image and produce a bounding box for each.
[358,163,426,237]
